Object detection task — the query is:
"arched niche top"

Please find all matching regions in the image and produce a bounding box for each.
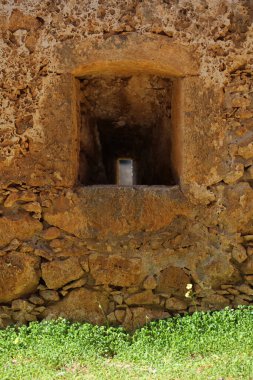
[56,33,199,78]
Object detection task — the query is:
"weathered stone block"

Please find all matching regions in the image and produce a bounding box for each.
[0,252,40,303]
[41,227,61,241]
[43,187,192,238]
[125,290,160,306]
[165,297,188,311]
[8,9,42,32]
[203,294,230,308]
[41,258,84,289]
[4,191,37,208]
[143,275,157,290]
[241,256,253,275]
[231,245,248,264]
[157,266,190,296]
[219,183,253,233]
[0,214,42,248]
[39,290,60,302]
[235,284,253,296]
[43,288,109,325]
[195,254,241,289]
[56,33,198,77]
[89,253,143,287]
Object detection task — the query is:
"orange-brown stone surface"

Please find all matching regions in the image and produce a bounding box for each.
[0,0,253,329]
[89,253,143,287]
[0,253,40,303]
[41,258,84,290]
[43,187,192,238]
[43,288,109,325]
[0,214,42,248]
[157,267,190,296]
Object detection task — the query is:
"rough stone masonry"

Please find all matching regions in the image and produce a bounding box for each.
[0,0,253,330]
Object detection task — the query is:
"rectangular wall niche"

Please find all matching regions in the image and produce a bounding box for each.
[78,74,177,186]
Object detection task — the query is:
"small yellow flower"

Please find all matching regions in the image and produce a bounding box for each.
[185,290,192,298]
[186,283,193,290]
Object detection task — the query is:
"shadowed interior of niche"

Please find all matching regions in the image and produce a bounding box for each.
[78,74,177,186]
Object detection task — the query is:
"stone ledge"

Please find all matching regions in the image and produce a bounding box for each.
[43,185,193,238]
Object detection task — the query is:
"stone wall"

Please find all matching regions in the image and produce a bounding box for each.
[0,0,253,330]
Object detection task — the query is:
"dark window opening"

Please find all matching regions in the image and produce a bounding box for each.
[78,74,177,186]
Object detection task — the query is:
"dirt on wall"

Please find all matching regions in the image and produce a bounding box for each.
[0,1,253,330]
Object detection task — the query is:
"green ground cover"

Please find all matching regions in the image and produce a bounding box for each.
[0,306,252,380]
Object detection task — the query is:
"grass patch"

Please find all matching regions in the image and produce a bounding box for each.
[0,306,252,379]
